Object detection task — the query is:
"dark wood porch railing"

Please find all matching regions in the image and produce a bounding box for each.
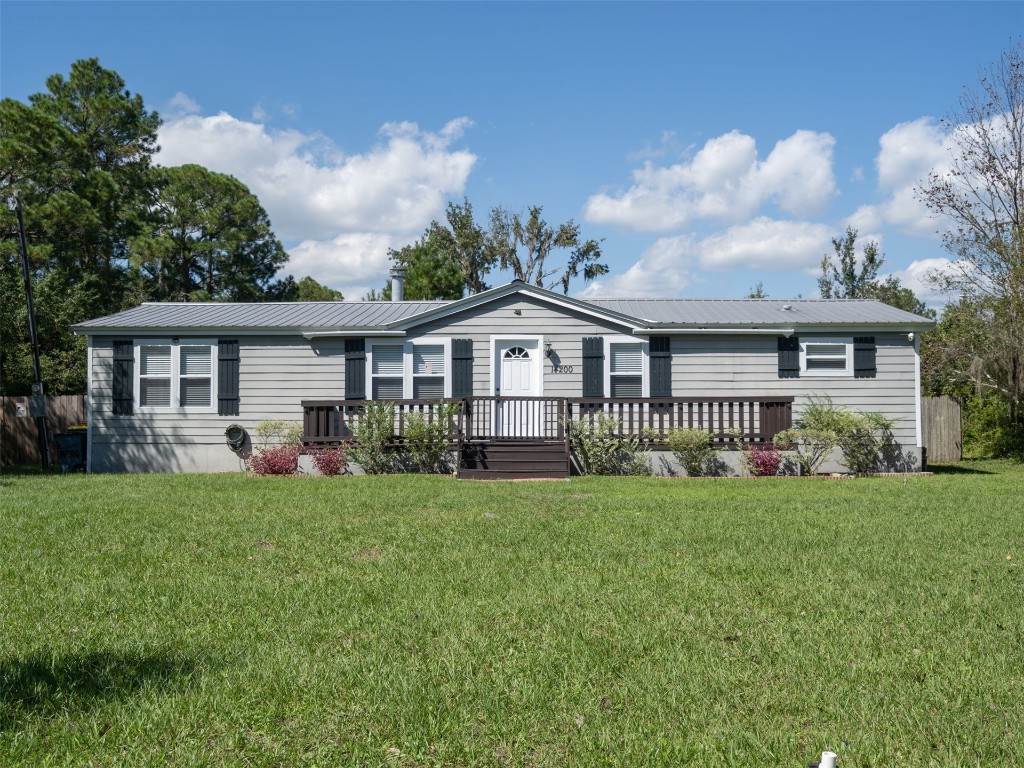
[301,398,465,447]
[301,396,793,448]
[567,397,794,445]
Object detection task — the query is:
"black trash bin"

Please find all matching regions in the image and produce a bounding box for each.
[55,430,87,473]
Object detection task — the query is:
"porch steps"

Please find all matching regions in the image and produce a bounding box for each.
[458,441,570,480]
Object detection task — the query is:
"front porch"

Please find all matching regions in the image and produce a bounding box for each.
[301,396,795,478]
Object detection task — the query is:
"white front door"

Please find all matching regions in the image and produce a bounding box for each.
[495,340,542,437]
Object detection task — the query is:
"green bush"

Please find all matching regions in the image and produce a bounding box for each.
[349,401,399,474]
[403,402,460,474]
[785,396,896,475]
[663,427,716,477]
[963,396,1024,459]
[566,414,651,476]
[773,428,836,476]
[254,419,303,449]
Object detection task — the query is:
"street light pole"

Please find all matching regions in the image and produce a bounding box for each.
[11,191,51,470]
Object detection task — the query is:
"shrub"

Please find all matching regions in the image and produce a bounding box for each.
[249,444,300,475]
[311,446,348,476]
[349,401,399,474]
[773,428,837,476]
[742,442,784,476]
[838,411,896,475]
[254,419,303,449]
[403,402,460,474]
[963,396,1024,459]
[785,396,896,475]
[663,427,716,477]
[566,414,651,476]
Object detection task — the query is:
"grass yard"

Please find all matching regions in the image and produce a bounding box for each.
[1,463,1022,767]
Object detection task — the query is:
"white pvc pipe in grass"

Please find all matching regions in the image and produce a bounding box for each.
[819,752,837,768]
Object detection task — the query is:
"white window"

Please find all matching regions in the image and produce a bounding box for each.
[135,339,218,412]
[412,344,445,399]
[371,344,405,400]
[604,337,649,398]
[367,339,451,399]
[801,337,853,376]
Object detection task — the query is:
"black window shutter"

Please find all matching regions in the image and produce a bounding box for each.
[778,336,800,379]
[451,339,474,398]
[649,336,672,397]
[218,340,240,415]
[582,337,605,397]
[345,338,366,399]
[112,340,134,415]
[853,336,877,378]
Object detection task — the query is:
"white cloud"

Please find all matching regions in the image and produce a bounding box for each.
[694,218,834,272]
[883,257,959,305]
[288,233,395,296]
[158,113,476,242]
[156,112,476,297]
[579,218,833,298]
[855,118,950,237]
[167,92,200,115]
[577,235,696,298]
[584,129,836,232]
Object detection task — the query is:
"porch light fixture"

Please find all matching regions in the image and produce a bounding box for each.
[544,341,553,358]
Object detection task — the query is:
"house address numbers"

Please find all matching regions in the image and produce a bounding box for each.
[550,364,574,374]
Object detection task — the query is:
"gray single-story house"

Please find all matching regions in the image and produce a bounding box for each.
[73,277,935,477]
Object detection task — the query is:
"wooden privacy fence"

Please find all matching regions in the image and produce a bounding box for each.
[922,395,962,464]
[0,395,87,466]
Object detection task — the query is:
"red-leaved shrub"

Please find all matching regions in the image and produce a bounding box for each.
[745,443,783,476]
[249,445,300,476]
[311,446,348,476]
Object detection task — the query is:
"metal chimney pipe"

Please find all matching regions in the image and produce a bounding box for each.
[390,266,406,301]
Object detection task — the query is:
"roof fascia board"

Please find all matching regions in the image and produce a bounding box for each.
[644,322,934,334]
[73,327,398,337]
[389,281,646,331]
[636,328,796,336]
[301,330,406,339]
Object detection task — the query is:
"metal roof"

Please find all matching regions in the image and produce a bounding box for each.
[585,298,930,326]
[74,300,449,330]
[74,285,934,333]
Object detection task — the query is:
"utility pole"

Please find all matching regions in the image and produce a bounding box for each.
[11,191,51,470]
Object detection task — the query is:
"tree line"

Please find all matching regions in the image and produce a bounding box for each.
[0,59,340,396]
[3,48,1022,460]
[813,44,1023,457]
[365,200,607,300]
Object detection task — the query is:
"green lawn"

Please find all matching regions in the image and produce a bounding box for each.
[1,463,1022,767]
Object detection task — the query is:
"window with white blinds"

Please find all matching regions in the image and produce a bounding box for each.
[135,340,217,411]
[140,345,172,407]
[371,344,404,399]
[801,338,853,376]
[413,344,444,399]
[367,340,451,400]
[179,346,213,407]
[609,342,643,397]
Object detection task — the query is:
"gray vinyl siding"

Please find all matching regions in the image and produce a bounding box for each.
[409,294,636,397]
[89,336,346,473]
[406,298,916,449]
[86,296,920,473]
[668,333,917,446]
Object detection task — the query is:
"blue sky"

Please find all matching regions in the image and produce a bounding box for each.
[2,2,1020,304]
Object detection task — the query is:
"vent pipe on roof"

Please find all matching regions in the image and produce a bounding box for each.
[390,266,406,301]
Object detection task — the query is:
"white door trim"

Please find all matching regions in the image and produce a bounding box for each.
[489,335,544,397]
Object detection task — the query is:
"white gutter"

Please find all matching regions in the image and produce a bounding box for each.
[86,338,93,474]
[915,334,923,449]
[636,328,796,336]
[302,330,407,339]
